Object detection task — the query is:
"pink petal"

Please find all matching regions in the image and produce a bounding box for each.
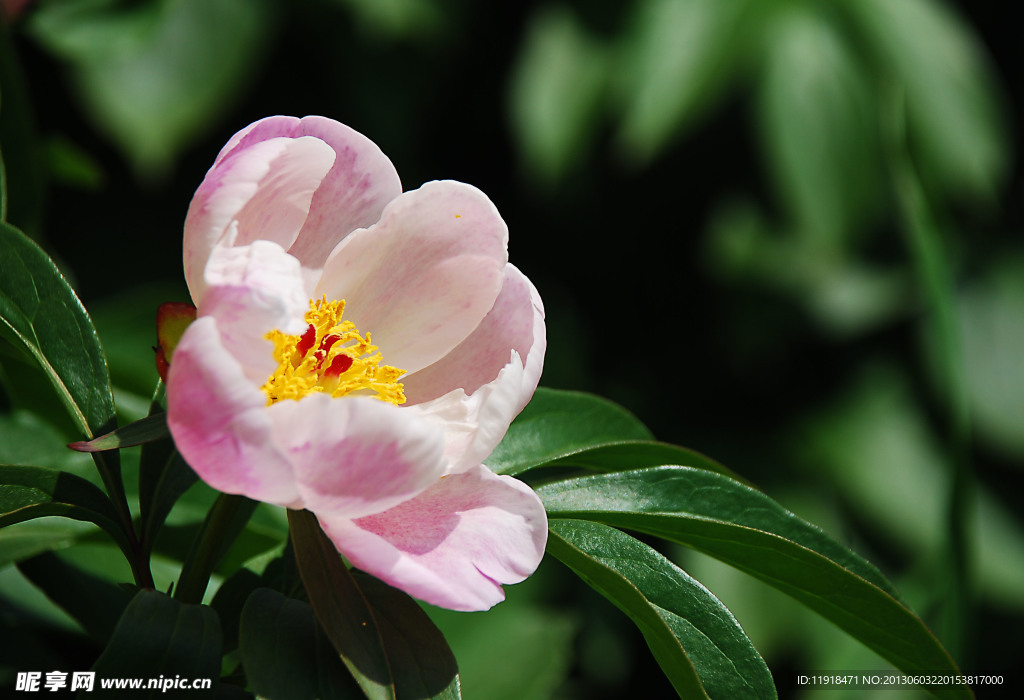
[167,317,300,507]
[403,264,546,406]
[268,395,446,519]
[317,465,548,611]
[213,115,403,272]
[316,181,508,375]
[184,136,336,304]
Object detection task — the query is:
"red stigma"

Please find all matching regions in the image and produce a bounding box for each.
[325,354,354,378]
[296,324,316,356]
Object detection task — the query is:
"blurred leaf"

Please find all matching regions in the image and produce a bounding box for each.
[0,465,129,554]
[508,7,607,184]
[0,221,116,438]
[289,509,462,700]
[615,0,755,163]
[488,388,653,476]
[549,519,775,700]
[69,412,169,452]
[539,467,968,696]
[27,0,275,176]
[240,587,357,700]
[757,5,882,250]
[140,443,198,559]
[959,257,1024,459]
[18,551,133,643]
[44,134,105,190]
[0,26,46,236]
[798,366,1024,610]
[842,0,1007,203]
[89,589,222,698]
[336,0,442,40]
[0,515,98,567]
[0,410,93,472]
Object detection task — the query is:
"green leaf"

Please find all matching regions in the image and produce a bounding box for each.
[841,0,1007,203]
[240,587,358,700]
[27,0,275,176]
[548,519,775,699]
[289,509,463,700]
[351,571,461,700]
[0,465,129,554]
[89,589,222,698]
[538,467,968,698]
[0,221,116,438]
[17,551,133,643]
[757,5,882,249]
[508,6,608,183]
[615,0,755,164]
[0,515,98,567]
[488,388,653,476]
[552,440,750,485]
[289,508,394,700]
[69,412,170,452]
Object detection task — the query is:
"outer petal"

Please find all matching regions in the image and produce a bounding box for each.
[167,317,300,507]
[318,465,547,611]
[214,115,403,272]
[268,395,446,520]
[316,181,508,375]
[184,136,336,304]
[403,264,546,471]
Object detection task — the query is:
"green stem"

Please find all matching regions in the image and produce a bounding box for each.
[91,448,154,589]
[174,493,256,604]
[885,87,973,664]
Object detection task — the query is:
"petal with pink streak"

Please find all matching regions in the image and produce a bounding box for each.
[317,465,548,611]
[316,181,508,375]
[268,395,446,519]
[213,115,403,271]
[184,136,335,304]
[167,317,300,507]
[403,264,546,407]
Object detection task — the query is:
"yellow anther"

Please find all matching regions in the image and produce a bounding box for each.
[260,297,405,406]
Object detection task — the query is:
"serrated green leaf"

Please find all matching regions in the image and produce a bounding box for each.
[89,589,222,698]
[0,465,129,554]
[538,467,968,699]
[488,388,653,476]
[240,587,358,700]
[17,551,133,643]
[548,519,775,699]
[0,221,116,438]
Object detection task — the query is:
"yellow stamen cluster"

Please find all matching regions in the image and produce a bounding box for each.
[261,297,405,406]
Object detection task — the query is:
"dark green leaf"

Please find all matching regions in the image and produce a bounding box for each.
[69,412,170,452]
[0,221,116,438]
[539,467,968,698]
[288,508,395,700]
[489,388,653,476]
[17,551,133,643]
[211,568,262,653]
[174,494,257,604]
[548,519,775,700]
[351,571,461,700]
[239,587,358,700]
[88,589,221,698]
[0,465,129,554]
[552,440,750,485]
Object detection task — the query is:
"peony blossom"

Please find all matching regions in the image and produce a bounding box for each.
[166,116,547,611]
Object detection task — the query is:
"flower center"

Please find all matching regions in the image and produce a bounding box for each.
[261,296,406,406]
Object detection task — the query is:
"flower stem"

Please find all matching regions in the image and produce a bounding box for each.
[885,86,973,664]
[174,493,257,604]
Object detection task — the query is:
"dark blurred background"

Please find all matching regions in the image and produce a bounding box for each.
[1,0,1021,697]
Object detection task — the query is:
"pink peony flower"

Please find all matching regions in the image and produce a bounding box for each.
[166,116,547,611]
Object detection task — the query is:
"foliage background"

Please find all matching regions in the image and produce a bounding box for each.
[1,0,1021,697]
